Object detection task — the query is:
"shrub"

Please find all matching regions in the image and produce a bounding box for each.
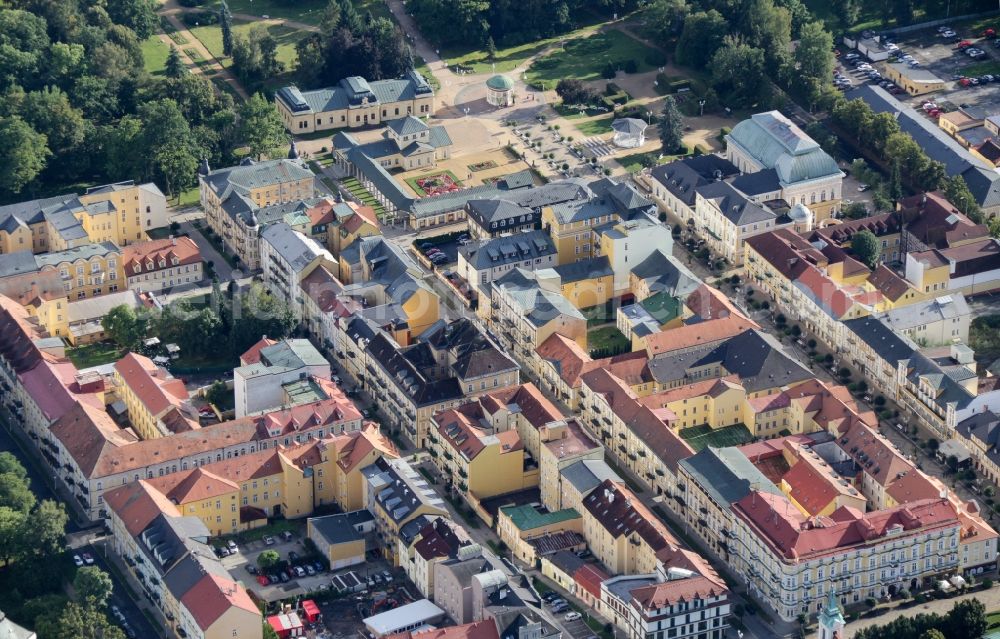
[602,62,617,79]
[177,0,206,6]
[623,59,638,73]
[605,82,622,95]
[181,10,218,25]
[984,578,994,589]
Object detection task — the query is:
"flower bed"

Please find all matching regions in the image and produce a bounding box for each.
[468,160,498,172]
[406,171,463,196]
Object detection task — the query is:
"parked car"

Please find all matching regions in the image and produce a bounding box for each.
[263,536,275,546]
[305,565,316,576]
[257,575,270,586]
[110,606,124,621]
[246,565,258,575]
[565,612,582,622]
[227,540,238,553]
[289,551,300,562]
[313,561,325,573]
[82,552,94,565]
[73,554,84,567]
[382,570,393,582]
[552,604,569,614]
[281,531,293,541]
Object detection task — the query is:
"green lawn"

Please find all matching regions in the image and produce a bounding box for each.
[66,342,125,369]
[221,0,389,25]
[414,56,440,91]
[440,13,606,74]
[962,60,1000,77]
[141,36,172,76]
[802,0,931,32]
[574,115,616,136]
[526,29,659,89]
[188,20,304,68]
[971,315,1000,367]
[679,423,754,452]
[588,326,631,357]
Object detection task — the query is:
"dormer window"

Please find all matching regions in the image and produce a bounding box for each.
[158,259,166,268]
[134,263,141,273]
[146,260,154,270]
[172,258,179,266]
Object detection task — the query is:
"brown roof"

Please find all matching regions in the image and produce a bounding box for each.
[146,467,239,504]
[121,237,201,277]
[899,191,988,249]
[240,337,278,365]
[582,479,676,551]
[387,621,499,639]
[976,138,1000,165]
[535,334,652,390]
[629,575,727,609]
[867,264,911,302]
[643,315,757,357]
[481,383,563,428]
[114,352,193,418]
[685,284,745,320]
[180,573,258,630]
[103,480,182,536]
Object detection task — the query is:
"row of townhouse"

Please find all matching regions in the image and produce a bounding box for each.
[104,481,262,639]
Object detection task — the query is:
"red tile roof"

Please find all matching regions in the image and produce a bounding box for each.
[481,383,563,428]
[121,237,201,277]
[867,264,911,302]
[240,337,278,365]
[103,480,182,536]
[573,563,610,598]
[114,352,193,418]
[180,573,258,630]
[146,467,239,504]
[535,334,651,389]
[782,461,843,516]
[629,575,727,609]
[643,315,757,357]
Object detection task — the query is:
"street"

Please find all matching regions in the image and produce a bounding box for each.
[87,542,163,639]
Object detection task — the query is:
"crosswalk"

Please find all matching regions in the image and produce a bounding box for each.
[581,137,614,158]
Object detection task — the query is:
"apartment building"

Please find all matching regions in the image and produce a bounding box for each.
[0,181,166,255]
[199,158,315,270]
[275,71,434,133]
[398,517,479,599]
[104,481,261,639]
[113,352,200,440]
[260,222,336,319]
[233,338,332,418]
[483,268,586,363]
[0,243,126,302]
[121,237,203,293]
[456,230,557,290]
[535,333,653,410]
[496,504,583,566]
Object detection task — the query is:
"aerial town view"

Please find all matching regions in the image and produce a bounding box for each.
[5,0,1000,638]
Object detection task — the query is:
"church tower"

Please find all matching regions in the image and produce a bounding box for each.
[817,592,845,639]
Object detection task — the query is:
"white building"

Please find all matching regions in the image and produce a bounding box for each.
[612,118,647,148]
[260,222,335,320]
[233,338,331,417]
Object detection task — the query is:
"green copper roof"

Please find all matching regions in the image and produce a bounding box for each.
[487,75,514,91]
[500,504,579,531]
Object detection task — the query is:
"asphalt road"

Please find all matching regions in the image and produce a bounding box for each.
[87,543,162,639]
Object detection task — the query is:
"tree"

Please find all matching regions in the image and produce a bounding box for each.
[102,305,147,350]
[920,631,945,639]
[0,473,36,514]
[19,87,86,155]
[106,0,159,39]
[889,158,904,204]
[944,599,987,639]
[643,0,688,40]
[843,202,869,219]
[0,116,50,196]
[555,79,598,105]
[257,549,281,569]
[852,229,881,268]
[26,500,69,559]
[239,93,286,160]
[834,0,861,26]
[675,10,729,69]
[165,45,185,78]
[486,35,496,61]
[710,38,768,108]
[50,601,126,639]
[0,453,28,481]
[794,21,833,105]
[943,175,983,222]
[660,95,684,153]
[74,567,114,608]
[220,1,234,56]
[154,138,199,200]
[320,0,342,32]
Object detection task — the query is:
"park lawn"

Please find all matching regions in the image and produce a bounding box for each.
[525,29,660,89]
[141,36,172,76]
[414,56,440,91]
[574,115,616,136]
[616,149,693,173]
[679,423,754,452]
[66,342,125,369]
[441,12,607,74]
[587,326,631,357]
[189,20,304,68]
[222,0,389,25]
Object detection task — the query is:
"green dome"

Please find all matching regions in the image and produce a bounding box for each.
[486,74,514,91]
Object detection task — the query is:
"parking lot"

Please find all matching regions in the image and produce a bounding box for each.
[416,234,464,266]
[221,529,398,604]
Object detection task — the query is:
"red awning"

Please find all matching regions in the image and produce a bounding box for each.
[301,599,320,622]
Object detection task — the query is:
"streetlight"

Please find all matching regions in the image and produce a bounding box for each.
[699,99,706,116]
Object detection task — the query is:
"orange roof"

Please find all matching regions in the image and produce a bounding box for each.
[114,352,192,418]
[240,337,278,365]
[783,461,843,516]
[643,315,757,356]
[639,375,741,407]
[180,573,258,630]
[481,383,563,427]
[536,333,651,388]
[332,424,398,472]
[147,467,240,503]
[685,284,746,321]
[121,237,201,277]
[103,480,182,536]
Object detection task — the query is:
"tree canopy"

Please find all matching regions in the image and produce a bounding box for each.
[851,229,881,268]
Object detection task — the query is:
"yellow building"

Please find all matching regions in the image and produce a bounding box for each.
[113,353,200,440]
[0,181,167,255]
[327,201,381,257]
[496,503,582,565]
[275,72,435,133]
[885,63,945,96]
[428,406,539,501]
[36,242,126,300]
[307,510,375,569]
[580,480,672,575]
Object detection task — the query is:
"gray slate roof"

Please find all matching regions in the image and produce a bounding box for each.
[879,294,970,332]
[695,181,775,225]
[843,316,916,364]
[275,69,433,114]
[459,230,555,270]
[679,446,782,507]
[309,509,374,545]
[650,155,741,207]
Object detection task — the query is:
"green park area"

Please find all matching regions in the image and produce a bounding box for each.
[588,326,631,358]
[66,342,126,369]
[189,20,304,69]
[141,36,172,76]
[525,29,660,90]
[222,0,390,25]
